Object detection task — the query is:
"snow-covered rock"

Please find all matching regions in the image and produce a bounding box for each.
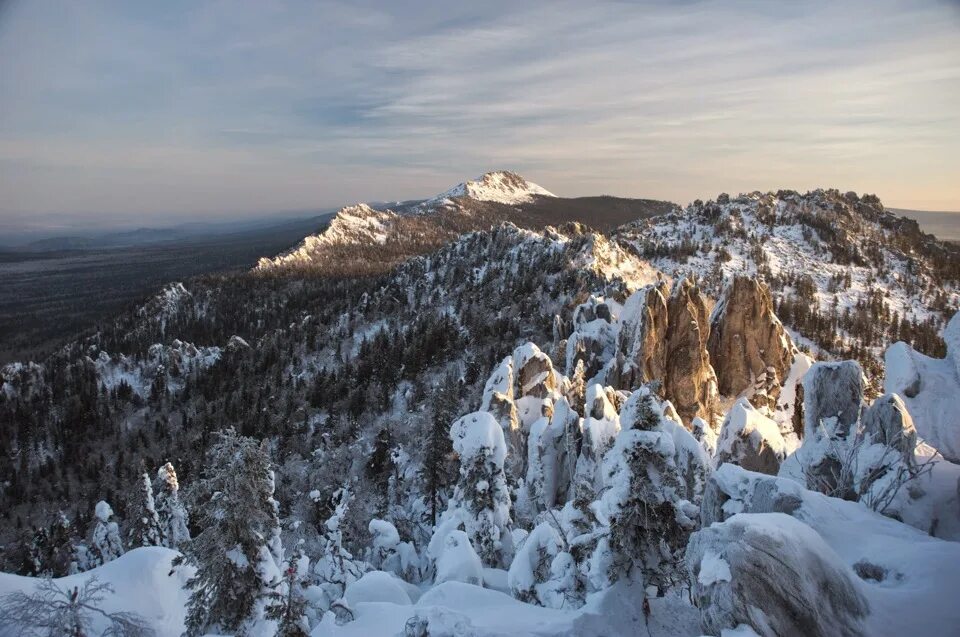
[800,360,865,440]
[884,313,960,462]
[618,282,669,390]
[715,398,787,475]
[702,463,960,635]
[433,530,484,586]
[687,512,869,637]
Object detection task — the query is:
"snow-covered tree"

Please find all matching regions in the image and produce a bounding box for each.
[507,521,563,606]
[266,551,311,637]
[175,429,284,637]
[446,411,512,566]
[127,471,163,548]
[590,388,698,592]
[313,485,365,610]
[89,501,124,568]
[154,462,189,549]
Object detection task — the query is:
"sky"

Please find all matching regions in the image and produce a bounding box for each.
[0,0,958,232]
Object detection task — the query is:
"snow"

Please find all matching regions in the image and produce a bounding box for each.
[343,571,411,606]
[450,411,508,467]
[433,530,484,586]
[697,550,731,586]
[884,335,960,462]
[0,547,193,637]
[427,171,556,207]
[716,398,787,466]
[706,463,960,637]
[94,500,113,522]
[368,519,400,551]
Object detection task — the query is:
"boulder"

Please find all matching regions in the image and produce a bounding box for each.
[707,277,794,407]
[859,393,917,464]
[686,513,869,637]
[801,361,865,440]
[513,343,557,399]
[716,399,787,476]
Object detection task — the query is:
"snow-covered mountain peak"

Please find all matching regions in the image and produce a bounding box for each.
[427,171,555,207]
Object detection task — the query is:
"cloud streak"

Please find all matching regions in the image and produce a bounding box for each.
[0,0,958,227]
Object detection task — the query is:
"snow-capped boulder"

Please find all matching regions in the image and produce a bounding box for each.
[686,512,869,637]
[707,277,795,407]
[859,393,917,464]
[618,282,669,391]
[884,313,960,462]
[665,277,719,425]
[800,360,865,440]
[716,399,787,475]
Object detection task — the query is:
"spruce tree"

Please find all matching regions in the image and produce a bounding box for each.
[175,430,284,636]
[127,470,163,548]
[154,462,190,549]
[89,501,124,567]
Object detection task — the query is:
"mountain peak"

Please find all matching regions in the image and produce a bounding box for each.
[428,170,556,207]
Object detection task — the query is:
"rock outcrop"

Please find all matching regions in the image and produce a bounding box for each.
[618,282,669,390]
[686,512,870,637]
[513,343,558,399]
[665,278,719,425]
[708,277,794,408]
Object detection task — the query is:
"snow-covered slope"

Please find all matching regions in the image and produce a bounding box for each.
[0,547,192,637]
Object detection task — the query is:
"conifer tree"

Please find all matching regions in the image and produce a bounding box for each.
[175,430,284,636]
[154,462,190,549]
[127,471,163,548]
[89,501,124,567]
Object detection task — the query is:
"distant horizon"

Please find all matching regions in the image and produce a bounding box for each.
[3,177,960,246]
[1,0,958,228]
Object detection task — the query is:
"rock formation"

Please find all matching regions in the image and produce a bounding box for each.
[618,282,669,391]
[708,277,795,408]
[800,361,865,440]
[665,277,719,424]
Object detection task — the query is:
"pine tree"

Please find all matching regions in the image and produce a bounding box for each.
[89,501,124,567]
[266,551,310,637]
[447,411,512,567]
[175,430,284,637]
[154,462,190,549]
[314,485,364,609]
[421,375,459,526]
[127,471,163,548]
[590,389,697,592]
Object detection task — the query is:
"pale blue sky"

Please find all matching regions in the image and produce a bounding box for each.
[0,0,958,231]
